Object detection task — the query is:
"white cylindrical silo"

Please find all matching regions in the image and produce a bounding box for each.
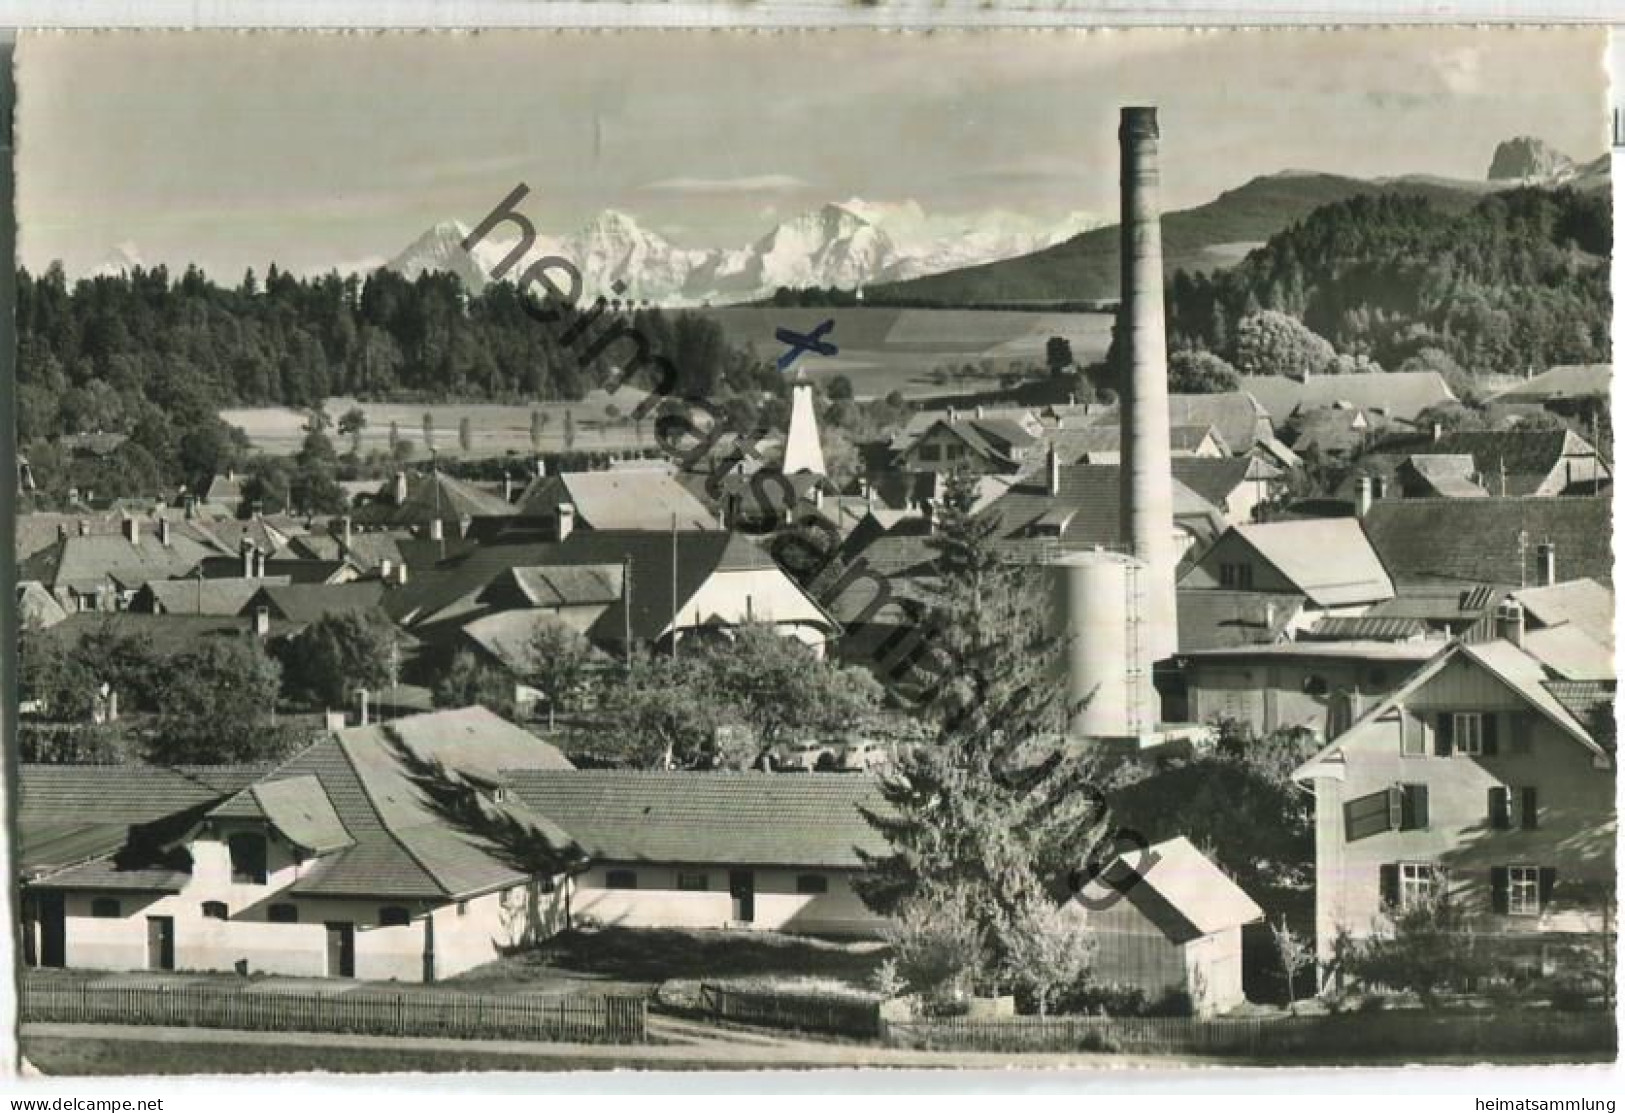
[1049,550,1152,739]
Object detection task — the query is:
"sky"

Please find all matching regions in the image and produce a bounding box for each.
[16,27,1610,279]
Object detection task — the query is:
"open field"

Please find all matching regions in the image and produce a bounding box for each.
[698,306,1114,401]
[220,389,653,459]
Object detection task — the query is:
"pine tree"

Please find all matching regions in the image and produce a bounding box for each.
[856,468,1114,971]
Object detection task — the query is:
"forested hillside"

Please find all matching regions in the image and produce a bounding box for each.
[15,263,776,445]
[1163,186,1611,377]
[15,263,779,501]
[868,172,1488,306]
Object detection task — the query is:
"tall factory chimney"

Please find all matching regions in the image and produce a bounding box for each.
[1118,106,1178,663]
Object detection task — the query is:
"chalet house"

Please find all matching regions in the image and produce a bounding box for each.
[19,711,899,980]
[19,709,582,981]
[1067,836,1264,1015]
[505,772,890,937]
[887,406,1044,457]
[896,414,1041,476]
[1427,429,1611,497]
[355,471,513,539]
[239,581,389,625]
[1168,392,1275,456]
[386,529,839,657]
[21,517,215,613]
[1291,636,1617,970]
[1171,456,1282,527]
[1360,499,1613,590]
[1180,519,1395,618]
[131,576,292,617]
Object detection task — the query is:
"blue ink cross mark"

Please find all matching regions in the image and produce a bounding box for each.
[775,319,839,373]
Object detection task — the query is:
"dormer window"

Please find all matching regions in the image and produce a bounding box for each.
[1219,562,1254,590]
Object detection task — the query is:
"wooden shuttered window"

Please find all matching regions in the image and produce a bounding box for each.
[1488,786,1511,829]
[1481,714,1499,755]
[1345,789,1394,842]
[1491,866,1558,915]
[1490,866,1510,914]
[1434,713,1454,756]
[1539,866,1557,908]
[1380,863,1400,907]
[1399,784,1429,831]
[1520,786,1539,830]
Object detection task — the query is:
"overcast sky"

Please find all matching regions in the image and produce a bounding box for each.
[16,27,1608,278]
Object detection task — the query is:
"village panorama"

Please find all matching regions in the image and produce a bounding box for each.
[8,28,1617,1076]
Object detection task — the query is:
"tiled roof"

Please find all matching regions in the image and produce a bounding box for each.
[248,775,355,853]
[40,613,296,657]
[246,581,387,623]
[1303,616,1429,642]
[1072,836,1263,944]
[214,708,580,899]
[1230,520,1395,606]
[359,472,513,527]
[387,530,805,644]
[1167,392,1273,454]
[1512,578,1615,649]
[22,532,214,591]
[138,576,290,616]
[1542,680,1615,744]
[506,565,624,608]
[516,471,717,531]
[1239,371,1456,422]
[505,771,892,868]
[1491,364,1611,404]
[1170,457,1257,508]
[1362,497,1614,588]
[1177,588,1303,653]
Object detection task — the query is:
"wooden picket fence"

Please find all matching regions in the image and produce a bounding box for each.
[699,983,882,1038]
[884,1009,1617,1058]
[22,978,647,1044]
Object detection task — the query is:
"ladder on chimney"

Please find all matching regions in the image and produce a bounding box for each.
[1124,558,1145,736]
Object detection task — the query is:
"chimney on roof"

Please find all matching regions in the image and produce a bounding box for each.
[556,503,576,543]
[1118,106,1179,665]
[1069,392,1078,408]
[379,558,394,581]
[123,517,140,545]
[503,474,515,503]
[393,470,409,506]
[976,404,986,420]
[76,518,90,537]
[946,406,958,425]
[395,561,409,586]
[227,467,237,483]
[157,518,172,546]
[1047,445,1062,497]
[256,548,268,579]
[1496,600,1526,648]
[254,605,270,637]
[1432,422,1443,443]
[105,689,119,724]
[1535,542,1556,587]
[429,517,444,543]
[1371,474,1387,501]
[1355,475,1373,518]
[536,455,547,478]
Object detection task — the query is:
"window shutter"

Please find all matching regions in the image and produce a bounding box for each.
[1490,866,1509,914]
[1434,713,1454,756]
[1482,713,1499,756]
[1538,867,1557,909]
[1520,786,1539,830]
[1345,789,1396,842]
[1489,786,1510,829]
[1410,785,1429,830]
[1388,785,1404,831]
[1380,863,1400,907]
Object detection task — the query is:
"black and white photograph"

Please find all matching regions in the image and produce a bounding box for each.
[3,24,1617,1079]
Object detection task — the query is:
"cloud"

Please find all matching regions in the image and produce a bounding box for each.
[640,173,810,195]
[1434,46,1483,96]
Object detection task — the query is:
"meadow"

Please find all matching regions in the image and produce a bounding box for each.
[697,306,1114,400]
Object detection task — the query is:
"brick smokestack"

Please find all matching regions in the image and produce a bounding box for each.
[1118,106,1179,663]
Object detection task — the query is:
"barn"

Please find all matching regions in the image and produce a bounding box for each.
[1068,836,1264,1016]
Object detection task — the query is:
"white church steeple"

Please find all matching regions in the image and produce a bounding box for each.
[781,370,827,477]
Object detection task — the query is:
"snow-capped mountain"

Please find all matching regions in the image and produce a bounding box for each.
[89,242,146,279]
[381,200,1106,304]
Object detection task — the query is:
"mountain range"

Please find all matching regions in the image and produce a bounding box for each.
[383,201,1105,305]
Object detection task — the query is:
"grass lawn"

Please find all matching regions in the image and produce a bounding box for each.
[450,926,886,1000]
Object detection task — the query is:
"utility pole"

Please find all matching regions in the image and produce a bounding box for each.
[670,512,679,662]
[623,555,633,672]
